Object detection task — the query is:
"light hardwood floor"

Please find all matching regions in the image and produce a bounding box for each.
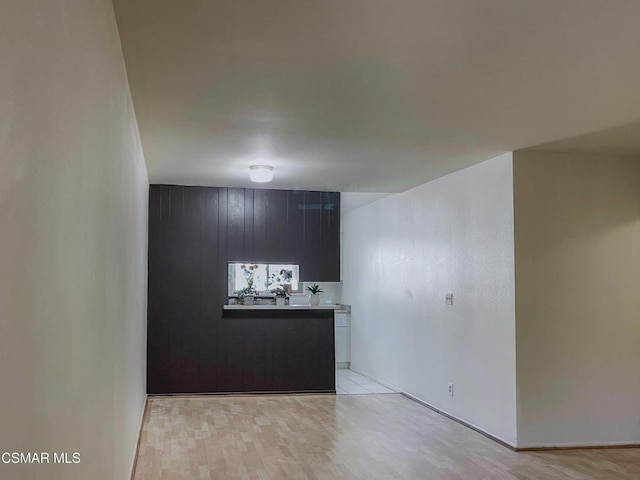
[133,394,640,480]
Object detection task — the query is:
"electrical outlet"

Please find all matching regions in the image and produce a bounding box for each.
[448,383,454,397]
[445,292,453,305]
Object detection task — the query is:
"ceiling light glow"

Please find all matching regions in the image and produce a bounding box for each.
[249,165,273,183]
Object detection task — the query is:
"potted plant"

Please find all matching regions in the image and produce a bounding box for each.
[267,269,293,306]
[234,286,257,305]
[306,283,323,306]
[235,264,259,305]
[271,286,289,306]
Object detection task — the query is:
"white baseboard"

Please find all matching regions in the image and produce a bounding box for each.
[348,367,639,451]
[348,366,516,449]
[347,366,402,393]
[130,396,150,480]
[515,440,640,450]
[399,391,517,449]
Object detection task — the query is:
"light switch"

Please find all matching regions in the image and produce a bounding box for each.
[445,292,453,306]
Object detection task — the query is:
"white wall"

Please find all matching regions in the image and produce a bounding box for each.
[514,151,640,447]
[0,1,148,479]
[342,154,517,445]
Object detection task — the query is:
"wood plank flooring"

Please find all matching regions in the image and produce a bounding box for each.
[133,394,640,480]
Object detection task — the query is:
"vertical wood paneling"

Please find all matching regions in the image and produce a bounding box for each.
[147,186,167,393]
[216,316,244,392]
[227,188,244,261]
[252,189,268,262]
[286,190,305,267]
[217,188,229,306]
[263,189,285,262]
[301,191,322,281]
[199,187,219,392]
[240,317,269,391]
[167,186,186,392]
[147,185,340,394]
[215,187,230,391]
[243,189,254,259]
[180,187,203,391]
[321,192,340,281]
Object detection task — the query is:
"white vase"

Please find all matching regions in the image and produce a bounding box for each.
[244,296,254,306]
[309,294,321,306]
[276,297,286,306]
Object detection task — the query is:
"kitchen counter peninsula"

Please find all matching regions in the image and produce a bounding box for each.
[223,304,343,310]
[219,306,335,394]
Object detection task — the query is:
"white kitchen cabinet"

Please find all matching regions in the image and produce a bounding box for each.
[335,312,350,368]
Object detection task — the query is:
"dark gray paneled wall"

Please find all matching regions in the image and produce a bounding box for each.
[147,185,340,393]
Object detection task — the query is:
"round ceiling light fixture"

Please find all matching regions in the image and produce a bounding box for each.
[249,165,273,183]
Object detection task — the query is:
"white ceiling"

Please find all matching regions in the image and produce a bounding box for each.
[524,121,640,158]
[113,0,640,193]
[341,192,391,214]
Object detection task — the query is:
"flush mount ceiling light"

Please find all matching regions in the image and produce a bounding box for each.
[249,165,273,183]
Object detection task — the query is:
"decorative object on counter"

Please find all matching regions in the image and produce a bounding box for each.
[271,286,289,306]
[234,286,257,305]
[234,264,259,305]
[306,283,324,306]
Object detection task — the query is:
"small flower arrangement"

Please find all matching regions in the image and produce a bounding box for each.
[270,287,289,299]
[234,286,257,303]
[240,264,259,290]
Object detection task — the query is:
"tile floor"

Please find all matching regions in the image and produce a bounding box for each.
[336,368,397,394]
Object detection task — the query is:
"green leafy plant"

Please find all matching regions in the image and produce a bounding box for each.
[306,284,323,295]
[234,286,257,302]
[270,286,289,298]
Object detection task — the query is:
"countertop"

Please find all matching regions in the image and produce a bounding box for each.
[223,304,348,311]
